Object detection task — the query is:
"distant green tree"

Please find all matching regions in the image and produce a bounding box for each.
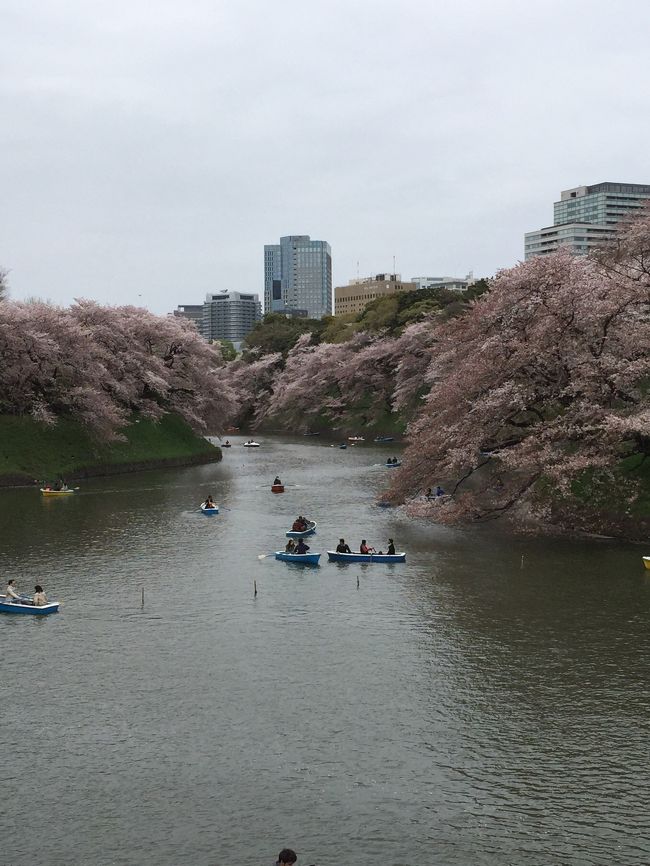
[464,277,490,300]
[217,339,237,362]
[243,313,323,357]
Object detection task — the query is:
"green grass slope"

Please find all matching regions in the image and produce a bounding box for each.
[0,413,220,485]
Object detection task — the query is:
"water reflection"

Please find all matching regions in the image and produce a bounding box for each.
[1,435,649,866]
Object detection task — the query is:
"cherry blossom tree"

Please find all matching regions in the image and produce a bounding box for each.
[389,224,650,530]
[0,299,237,439]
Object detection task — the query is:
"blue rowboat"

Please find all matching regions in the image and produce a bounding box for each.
[385,461,402,468]
[200,504,219,515]
[327,551,406,563]
[374,436,394,442]
[286,520,317,538]
[275,551,321,565]
[339,443,347,449]
[0,594,60,615]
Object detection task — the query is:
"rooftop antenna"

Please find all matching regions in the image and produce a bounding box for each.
[357,260,360,280]
[393,255,396,277]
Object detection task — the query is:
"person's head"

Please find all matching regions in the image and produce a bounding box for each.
[278,850,297,865]
[361,539,366,545]
[388,538,394,544]
[8,579,15,587]
[34,585,43,593]
[339,538,345,544]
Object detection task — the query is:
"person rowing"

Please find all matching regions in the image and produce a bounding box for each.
[203,495,216,509]
[359,539,376,554]
[5,579,22,603]
[387,538,396,555]
[292,515,307,532]
[295,539,310,554]
[273,476,282,485]
[336,538,352,553]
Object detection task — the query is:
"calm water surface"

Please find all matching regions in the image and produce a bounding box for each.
[1,435,649,866]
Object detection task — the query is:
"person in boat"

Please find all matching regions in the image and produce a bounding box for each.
[273,476,282,485]
[285,539,296,553]
[55,478,68,491]
[360,539,376,554]
[295,539,310,554]
[425,487,433,499]
[275,849,297,866]
[435,485,445,497]
[203,495,216,509]
[387,538,396,556]
[32,585,48,606]
[5,579,22,603]
[336,538,352,553]
[291,517,304,532]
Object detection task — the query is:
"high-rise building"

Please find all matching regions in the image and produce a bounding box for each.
[525,182,650,260]
[334,274,416,316]
[172,291,261,343]
[202,291,262,342]
[264,235,332,319]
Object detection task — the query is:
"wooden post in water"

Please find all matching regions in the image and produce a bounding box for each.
[141,587,145,607]
[254,580,257,598]
[356,575,360,589]
[521,555,525,570]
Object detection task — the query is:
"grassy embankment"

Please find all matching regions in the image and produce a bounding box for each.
[545,453,650,539]
[0,413,220,486]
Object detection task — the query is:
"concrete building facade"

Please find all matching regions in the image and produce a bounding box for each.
[202,291,262,342]
[334,274,416,316]
[525,182,650,259]
[172,291,261,343]
[411,274,474,292]
[264,235,332,319]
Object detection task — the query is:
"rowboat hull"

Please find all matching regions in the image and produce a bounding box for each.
[643,557,650,570]
[243,442,260,447]
[286,521,317,538]
[0,595,59,615]
[327,551,406,563]
[275,551,321,565]
[385,461,402,468]
[374,436,394,442]
[40,488,74,496]
[271,484,285,493]
[200,505,219,515]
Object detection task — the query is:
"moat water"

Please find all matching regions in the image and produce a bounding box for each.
[2,435,649,865]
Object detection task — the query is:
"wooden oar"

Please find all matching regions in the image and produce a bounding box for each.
[257,552,276,560]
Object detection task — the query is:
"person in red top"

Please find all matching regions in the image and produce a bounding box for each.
[359,539,376,554]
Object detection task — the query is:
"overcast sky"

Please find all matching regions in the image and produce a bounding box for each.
[1,0,649,313]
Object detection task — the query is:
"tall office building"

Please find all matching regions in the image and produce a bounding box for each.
[172,291,261,343]
[264,235,332,319]
[525,182,650,260]
[202,291,261,342]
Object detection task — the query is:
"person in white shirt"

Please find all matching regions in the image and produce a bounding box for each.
[5,580,22,603]
[32,585,47,606]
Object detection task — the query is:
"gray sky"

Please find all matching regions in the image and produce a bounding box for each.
[2,0,649,313]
